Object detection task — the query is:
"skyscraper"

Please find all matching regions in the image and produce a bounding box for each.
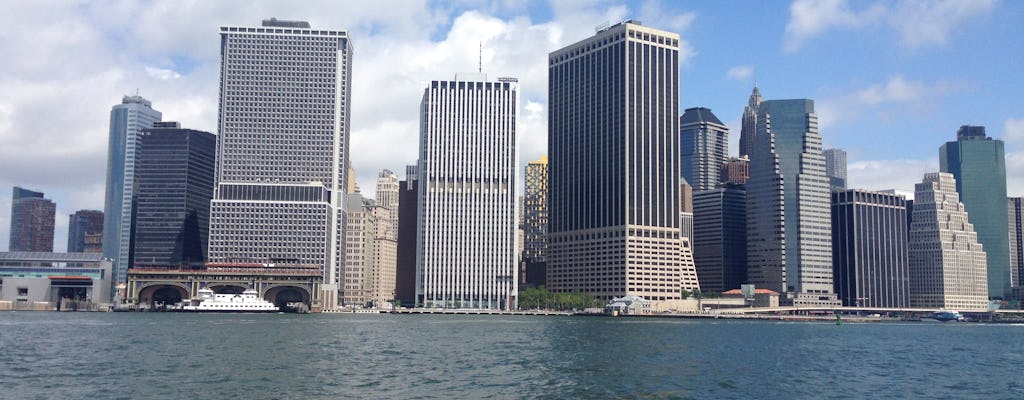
[9,187,55,252]
[738,84,762,159]
[831,189,909,308]
[68,210,104,253]
[680,107,729,192]
[394,165,418,307]
[693,184,747,293]
[207,19,353,309]
[824,148,847,191]
[909,172,988,309]
[748,99,836,305]
[341,193,396,308]
[547,21,699,302]
[940,125,1009,299]
[1009,197,1022,289]
[719,157,750,185]
[376,169,399,238]
[416,75,519,310]
[522,156,548,286]
[102,95,162,286]
[130,122,216,268]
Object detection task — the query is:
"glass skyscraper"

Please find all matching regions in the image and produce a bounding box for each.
[102,95,162,288]
[130,122,215,268]
[68,210,104,253]
[693,183,747,293]
[940,125,1009,299]
[738,85,762,159]
[824,148,847,191]
[680,107,729,192]
[831,189,909,308]
[547,21,699,302]
[1009,197,1022,290]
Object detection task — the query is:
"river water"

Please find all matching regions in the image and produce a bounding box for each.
[1,312,1022,399]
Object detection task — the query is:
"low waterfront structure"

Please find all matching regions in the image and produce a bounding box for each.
[605,295,651,315]
[721,288,781,308]
[0,252,112,311]
[126,263,322,311]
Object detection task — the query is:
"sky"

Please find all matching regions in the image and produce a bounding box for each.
[1,0,1022,252]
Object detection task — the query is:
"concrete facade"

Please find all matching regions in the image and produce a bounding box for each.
[0,252,112,310]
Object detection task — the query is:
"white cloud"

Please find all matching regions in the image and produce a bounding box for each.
[725,66,753,81]
[1001,117,1024,145]
[816,75,962,131]
[144,66,182,80]
[783,0,996,52]
[847,158,937,196]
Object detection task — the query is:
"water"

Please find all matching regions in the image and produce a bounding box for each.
[1,313,1022,399]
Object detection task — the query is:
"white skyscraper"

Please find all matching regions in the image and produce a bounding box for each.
[416,75,519,310]
[909,172,988,310]
[207,19,353,309]
[376,169,400,238]
[102,95,162,290]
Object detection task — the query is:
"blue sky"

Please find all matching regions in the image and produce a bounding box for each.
[0,0,1021,251]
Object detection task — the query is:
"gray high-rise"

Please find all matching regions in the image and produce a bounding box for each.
[824,148,847,191]
[131,122,215,268]
[1009,197,1022,290]
[747,99,836,305]
[548,21,699,302]
[693,183,747,293]
[102,95,162,287]
[940,126,1009,299]
[738,85,762,159]
[831,189,909,308]
[680,107,729,192]
[208,19,353,309]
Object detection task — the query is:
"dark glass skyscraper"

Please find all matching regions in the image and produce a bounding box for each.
[68,210,104,253]
[693,183,747,293]
[831,189,909,308]
[1009,197,1022,290]
[940,125,1009,299]
[9,187,55,252]
[394,165,419,307]
[680,107,729,192]
[130,122,215,268]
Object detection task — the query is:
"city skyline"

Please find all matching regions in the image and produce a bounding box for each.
[1,1,1022,252]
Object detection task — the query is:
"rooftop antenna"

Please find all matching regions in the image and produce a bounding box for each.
[478,42,482,73]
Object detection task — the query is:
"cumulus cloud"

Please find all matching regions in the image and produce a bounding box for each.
[144,66,182,80]
[847,158,938,197]
[816,75,962,131]
[1002,117,1024,145]
[783,0,996,52]
[725,66,753,81]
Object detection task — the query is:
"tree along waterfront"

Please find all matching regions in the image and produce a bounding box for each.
[517,286,602,311]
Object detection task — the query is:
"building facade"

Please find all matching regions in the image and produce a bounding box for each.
[738,85,762,159]
[376,169,400,238]
[394,165,418,307]
[0,252,112,309]
[523,156,548,263]
[908,172,988,309]
[939,126,1009,299]
[416,76,519,310]
[207,19,353,309]
[130,123,216,268]
[824,148,847,192]
[9,187,55,252]
[680,107,729,192]
[748,99,836,305]
[102,95,162,287]
[831,189,909,308]
[341,193,397,308]
[693,184,747,293]
[68,210,103,253]
[719,157,750,185]
[1009,197,1022,290]
[547,21,699,303]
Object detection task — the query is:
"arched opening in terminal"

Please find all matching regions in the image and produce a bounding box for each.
[210,284,246,294]
[151,287,184,307]
[264,286,311,312]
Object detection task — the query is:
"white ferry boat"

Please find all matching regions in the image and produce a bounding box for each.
[181,287,280,313]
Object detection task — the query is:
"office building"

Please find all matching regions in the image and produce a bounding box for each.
[738,84,762,159]
[748,99,836,305]
[416,75,519,309]
[9,187,55,252]
[376,169,399,238]
[824,148,847,191]
[831,189,909,308]
[908,172,988,309]
[102,95,162,287]
[693,184,747,293]
[1009,197,1022,289]
[130,122,216,268]
[940,126,1010,299]
[341,193,396,308]
[68,210,103,253]
[547,21,700,303]
[394,165,418,307]
[719,157,749,185]
[522,156,548,286]
[680,107,729,192]
[207,19,353,309]
[0,252,112,309]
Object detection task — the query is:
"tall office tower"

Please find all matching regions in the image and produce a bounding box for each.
[909,172,988,309]
[102,95,162,286]
[347,162,359,194]
[738,84,763,159]
[940,126,1009,299]
[130,122,216,268]
[208,19,353,309]
[748,99,835,305]
[68,210,104,253]
[341,193,397,308]
[548,21,699,302]
[824,148,847,191]
[831,189,909,308]
[9,187,55,252]
[680,107,729,192]
[680,182,694,241]
[376,169,399,237]
[1009,197,1022,289]
[416,76,519,309]
[719,157,750,185]
[523,156,548,286]
[394,165,418,306]
[693,183,747,293]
